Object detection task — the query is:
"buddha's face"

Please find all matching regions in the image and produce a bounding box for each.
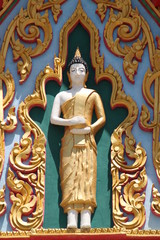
[69,63,86,87]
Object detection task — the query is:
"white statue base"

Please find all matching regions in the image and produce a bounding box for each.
[67,210,78,228]
[80,210,91,229]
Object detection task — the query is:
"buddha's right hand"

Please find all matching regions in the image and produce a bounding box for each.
[69,116,86,126]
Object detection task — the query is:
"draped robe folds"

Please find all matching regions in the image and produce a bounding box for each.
[60,90,105,213]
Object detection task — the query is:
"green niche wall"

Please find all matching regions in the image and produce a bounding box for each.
[30,24,128,228]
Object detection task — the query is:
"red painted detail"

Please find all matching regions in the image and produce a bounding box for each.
[1,233,160,240]
[139,0,160,27]
[0,1,3,10]
[151,0,160,8]
[156,36,160,49]
[0,0,20,24]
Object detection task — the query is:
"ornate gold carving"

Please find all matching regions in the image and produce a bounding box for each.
[8,0,146,231]
[7,65,61,231]
[0,68,17,216]
[0,185,6,216]
[10,9,52,83]
[49,0,66,23]
[0,0,65,225]
[7,168,41,231]
[140,69,160,179]
[94,0,160,218]
[108,65,147,229]
[138,1,160,216]
[0,0,65,84]
[139,56,160,216]
[94,2,107,22]
[1,227,160,237]
[0,107,17,132]
[0,69,17,169]
[151,185,160,216]
[103,0,147,83]
[0,0,146,230]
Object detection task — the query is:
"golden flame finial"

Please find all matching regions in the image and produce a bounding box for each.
[74,47,81,58]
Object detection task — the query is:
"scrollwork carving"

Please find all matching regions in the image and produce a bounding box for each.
[0,185,6,216]
[94,0,160,219]
[139,69,160,181]
[107,65,147,229]
[0,0,66,83]
[7,168,41,231]
[103,4,147,83]
[0,107,17,132]
[0,69,17,217]
[4,0,147,231]
[0,0,66,222]
[93,0,149,83]
[7,64,61,231]
[151,185,160,216]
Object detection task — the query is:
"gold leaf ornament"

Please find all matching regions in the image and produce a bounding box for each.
[151,185,160,216]
[6,0,147,231]
[7,168,42,231]
[103,2,147,83]
[140,69,160,181]
[7,63,59,231]
[0,107,17,132]
[96,3,107,22]
[0,186,6,216]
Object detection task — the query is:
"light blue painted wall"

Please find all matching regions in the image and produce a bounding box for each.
[0,0,159,231]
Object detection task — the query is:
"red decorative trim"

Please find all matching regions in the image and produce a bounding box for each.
[139,0,160,26]
[156,36,160,49]
[1,233,160,240]
[0,1,3,11]
[0,0,19,24]
[152,0,160,8]
[31,234,125,240]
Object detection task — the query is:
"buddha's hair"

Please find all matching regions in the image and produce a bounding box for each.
[68,56,88,73]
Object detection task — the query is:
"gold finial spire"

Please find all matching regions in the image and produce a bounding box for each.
[74,47,81,58]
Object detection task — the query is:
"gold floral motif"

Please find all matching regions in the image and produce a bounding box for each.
[140,70,160,181]
[0,68,17,217]
[0,0,147,231]
[0,186,6,216]
[103,1,147,83]
[0,0,65,83]
[94,0,160,218]
[94,0,149,83]
[139,58,160,218]
[151,185,160,216]
[0,0,66,224]
[8,0,146,231]
[94,2,108,22]
[0,107,17,132]
[7,65,61,231]
[10,8,52,83]
[108,65,147,229]
[0,69,17,172]
[138,4,160,217]
[7,168,41,231]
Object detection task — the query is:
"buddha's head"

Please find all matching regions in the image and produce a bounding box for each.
[67,48,89,88]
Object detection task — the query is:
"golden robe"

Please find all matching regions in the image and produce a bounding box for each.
[60,90,105,213]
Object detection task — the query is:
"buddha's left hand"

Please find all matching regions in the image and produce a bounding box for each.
[70,126,91,134]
